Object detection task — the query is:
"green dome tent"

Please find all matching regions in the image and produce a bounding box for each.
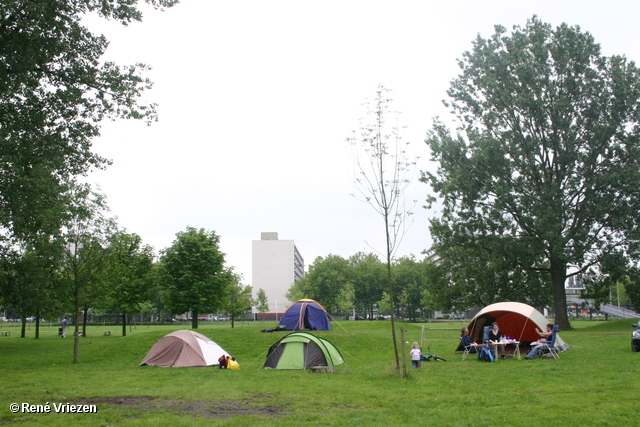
[264,331,344,370]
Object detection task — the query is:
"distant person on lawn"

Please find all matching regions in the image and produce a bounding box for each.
[410,342,422,368]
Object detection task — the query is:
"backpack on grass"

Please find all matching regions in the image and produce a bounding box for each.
[478,346,494,362]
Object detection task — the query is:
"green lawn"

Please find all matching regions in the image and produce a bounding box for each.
[0,319,637,426]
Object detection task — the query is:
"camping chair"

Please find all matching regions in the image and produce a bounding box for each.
[482,326,492,345]
[483,325,504,360]
[461,336,476,361]
[537,325,560,359]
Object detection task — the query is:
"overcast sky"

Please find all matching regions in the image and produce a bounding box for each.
[84,0,640,286]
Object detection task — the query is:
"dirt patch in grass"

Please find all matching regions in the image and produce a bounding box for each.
[149,399,285,419]
[76,396,155,406]
[73,395,286,419]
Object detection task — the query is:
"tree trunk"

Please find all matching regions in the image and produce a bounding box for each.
[384,211,401,375]
[550,257,571,330]
[122,313,127,337]
[401,327,408,378]
[35,313,40,339]
[82,308,88,337]
[386,258,400,374]
[21,315,26,338]
[191,310,198,329]
[73,307,80,363]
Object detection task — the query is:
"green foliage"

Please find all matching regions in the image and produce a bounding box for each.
[287,254,350,313]
[349,252,386,317]
[288,252,440,320]
[336,282,355,314]
[623,271,640,312]
[100,231,155,335]
[393,256,430,320]
[423,16,640,328]
[224,275,252,327]
[55,185,115,362]
[255,288,269,313]
[0,245,63,337]
[0,0,177,241]
[159,227,232,328]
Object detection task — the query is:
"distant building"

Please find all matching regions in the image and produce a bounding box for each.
[252,232,304,314]
[565,273,589,296]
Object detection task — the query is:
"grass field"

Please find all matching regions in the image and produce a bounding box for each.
[0,318,638,426]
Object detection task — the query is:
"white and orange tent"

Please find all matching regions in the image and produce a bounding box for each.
[456,302,568,352]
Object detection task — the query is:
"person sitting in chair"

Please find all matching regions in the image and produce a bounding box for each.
[488,322,508,359]
[460,327,485,353]
[525,323,554,359]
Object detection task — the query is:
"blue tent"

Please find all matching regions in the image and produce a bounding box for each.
[279,299,332,331]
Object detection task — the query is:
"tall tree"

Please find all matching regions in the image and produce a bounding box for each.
[336,282,356,318]
[348,252,386,318]
[56,185,114,363]
[286,254,350,314]
[102,231,155,336]
[0,243,62,338]
[159,227,231,329]
[255,288,269,314]
[0,0,178,241]
[223,273,252,328]
[393,256,429,321]
[423,17,640,330]
[622,269,640,314]
[348,85,418,375]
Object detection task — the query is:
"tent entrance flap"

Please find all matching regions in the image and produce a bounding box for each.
[279,342,305,369]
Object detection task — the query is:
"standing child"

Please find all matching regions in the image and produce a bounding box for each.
[410,342,422,368]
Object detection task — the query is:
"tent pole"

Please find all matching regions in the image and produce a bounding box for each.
[518,317,529,343]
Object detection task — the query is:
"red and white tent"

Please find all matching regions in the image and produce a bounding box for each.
[457,302,568,352]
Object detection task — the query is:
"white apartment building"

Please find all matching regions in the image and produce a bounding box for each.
[252,232,304,314]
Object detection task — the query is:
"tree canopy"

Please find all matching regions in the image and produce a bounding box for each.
[55,185,115,362]
[159,227,232,329]
[101,231,155,336]
[423,16,640,329]
[0,0,178,241]
[287,252,437,321]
